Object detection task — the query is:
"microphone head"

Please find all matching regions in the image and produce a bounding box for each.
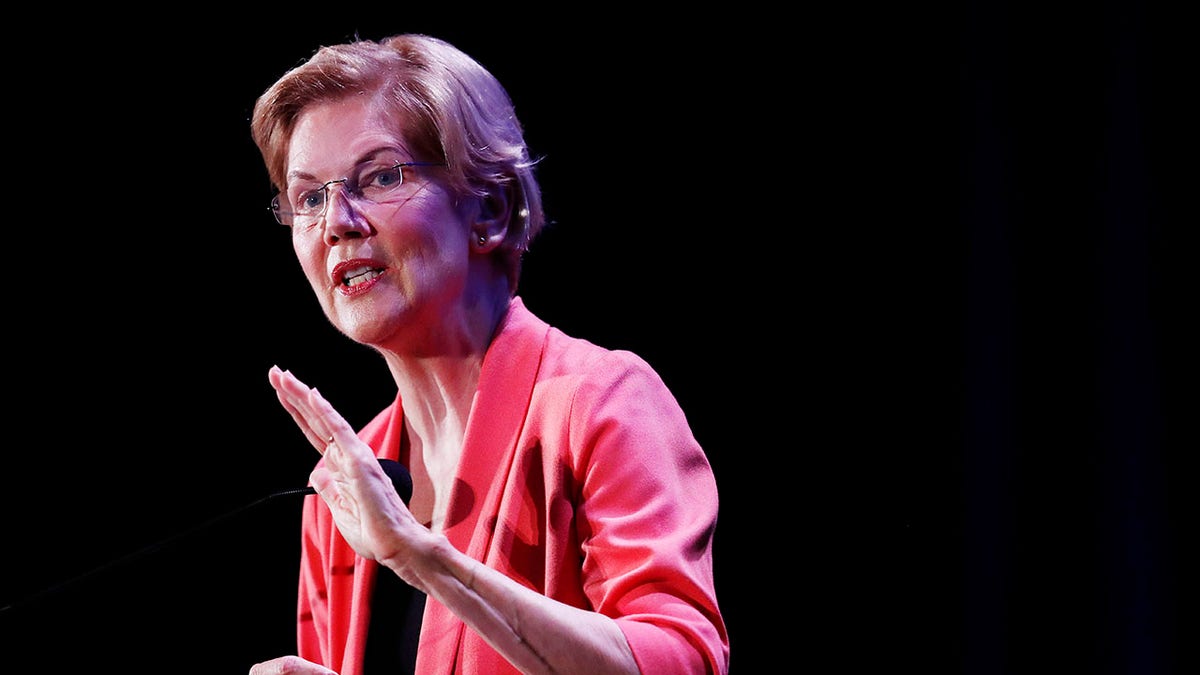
[377,458,413,505]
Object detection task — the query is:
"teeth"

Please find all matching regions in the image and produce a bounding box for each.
[343,266,383,286]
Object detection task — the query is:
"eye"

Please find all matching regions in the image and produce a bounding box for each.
[293,186,326,214]
[363,165,404,194]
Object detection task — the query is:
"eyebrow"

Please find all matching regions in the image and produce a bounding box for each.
[286,146,414,185]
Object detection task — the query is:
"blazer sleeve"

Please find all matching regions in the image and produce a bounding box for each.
[569,350,729,674]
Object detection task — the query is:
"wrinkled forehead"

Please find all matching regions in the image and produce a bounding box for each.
[284,95,413,187]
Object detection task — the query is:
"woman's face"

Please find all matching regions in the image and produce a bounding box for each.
[283,96,472,352]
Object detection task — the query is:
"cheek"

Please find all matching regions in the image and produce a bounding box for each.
[399,197,472,264]
[292,234,328,287]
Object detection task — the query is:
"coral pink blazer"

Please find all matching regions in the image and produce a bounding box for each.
[294,296,729,674]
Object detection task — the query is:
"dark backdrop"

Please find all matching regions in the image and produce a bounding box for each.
[0,6,1187,674]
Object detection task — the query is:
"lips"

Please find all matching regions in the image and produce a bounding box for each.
[331,259,386,295]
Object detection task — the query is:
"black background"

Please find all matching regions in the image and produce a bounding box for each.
[0,6,1188,674]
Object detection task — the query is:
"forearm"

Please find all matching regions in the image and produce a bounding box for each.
[389,535,639,675]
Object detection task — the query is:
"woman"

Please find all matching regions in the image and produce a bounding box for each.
[248,33,728,675]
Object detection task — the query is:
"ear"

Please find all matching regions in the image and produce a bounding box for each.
[471,183,514,252]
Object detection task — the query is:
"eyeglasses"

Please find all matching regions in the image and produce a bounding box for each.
[271,161,447,228]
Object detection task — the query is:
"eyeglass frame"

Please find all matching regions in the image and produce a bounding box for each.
[269,161,448,227]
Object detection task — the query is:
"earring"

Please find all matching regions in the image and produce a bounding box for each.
[477,234,487,247]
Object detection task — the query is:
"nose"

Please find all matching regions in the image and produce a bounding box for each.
[323,182,372,243]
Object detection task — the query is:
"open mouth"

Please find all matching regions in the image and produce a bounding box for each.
[342,265,384,287]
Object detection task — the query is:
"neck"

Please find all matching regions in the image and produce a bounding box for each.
[381,291,512,446]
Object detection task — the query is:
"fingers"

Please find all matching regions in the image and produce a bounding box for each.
[269,365,352,453]
[305,386,362,456]
[249,655,339,675]
[268,367,374,489]
[269,366,319,446]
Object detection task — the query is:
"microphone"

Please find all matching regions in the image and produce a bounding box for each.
[378,457,414,503]
[0,458,412,614]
